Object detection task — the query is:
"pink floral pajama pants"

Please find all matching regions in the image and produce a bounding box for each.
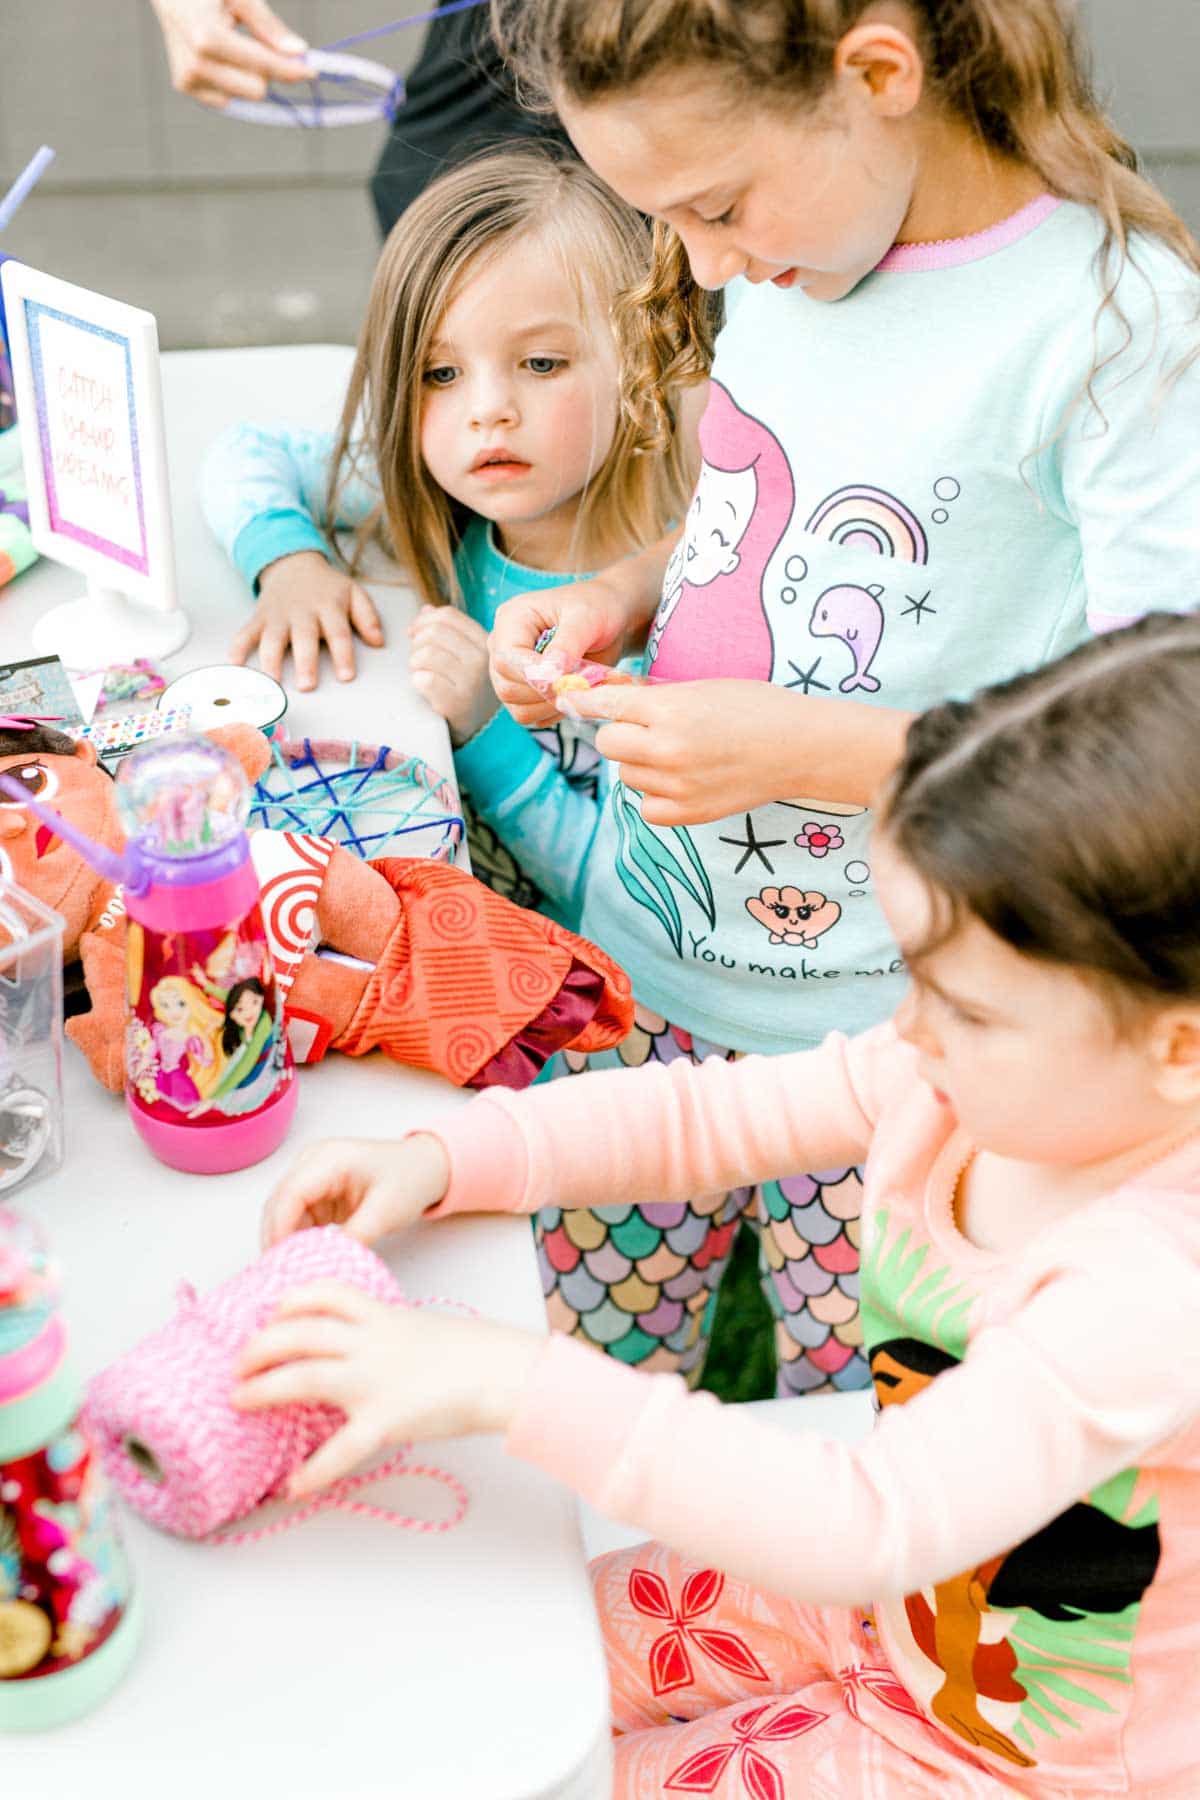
[596,1542,1024,1798]
[539,1007,868,1394]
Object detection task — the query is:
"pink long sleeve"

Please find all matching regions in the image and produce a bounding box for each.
[422,1026,892,1220]
[506,1212,1200,1607]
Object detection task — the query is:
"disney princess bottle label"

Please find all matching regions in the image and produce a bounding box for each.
[124,901,291,1128]
[0,1423,133,1682]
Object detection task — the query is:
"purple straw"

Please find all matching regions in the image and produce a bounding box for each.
[0,772,130,887]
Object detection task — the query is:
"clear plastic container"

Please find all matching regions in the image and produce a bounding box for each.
[0,882,65,1195]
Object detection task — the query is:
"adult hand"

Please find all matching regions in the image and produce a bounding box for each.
[232,1284,543,1492]
[230,551,384,691]
[409,606,500,746]
[149,0,308,107]
[260,1132,451,1250]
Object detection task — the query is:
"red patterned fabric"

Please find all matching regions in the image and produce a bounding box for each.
[334,858,632,1086]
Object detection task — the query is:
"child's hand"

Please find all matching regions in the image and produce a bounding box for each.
[407,606,499,746]
[230,551,385,692]
[570,679,804,826]
[489,574,649,728]
[231,1282,543,1493]
[260,1132,450,1250]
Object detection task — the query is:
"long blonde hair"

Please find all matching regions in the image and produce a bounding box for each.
[149,976,226,1099]
[327,145,696,606]
[495,0,1200,444]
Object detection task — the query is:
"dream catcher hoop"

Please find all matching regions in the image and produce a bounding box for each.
[250,737,463,863]
[223,0,489,128]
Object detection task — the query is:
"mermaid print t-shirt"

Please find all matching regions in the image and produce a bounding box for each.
[580,197,1200,1054]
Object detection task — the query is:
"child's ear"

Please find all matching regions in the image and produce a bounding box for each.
[836,21,924,118]
[1148,1007,1200,1105]
[72,739,100,769]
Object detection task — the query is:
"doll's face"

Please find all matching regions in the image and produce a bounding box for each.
[0,741,119,944]
[230,988,264,1032]
[153,986,189,1026]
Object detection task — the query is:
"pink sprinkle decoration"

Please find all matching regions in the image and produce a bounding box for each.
[84,1226,468,1542]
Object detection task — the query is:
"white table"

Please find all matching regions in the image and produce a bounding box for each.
[1,349,612,1800]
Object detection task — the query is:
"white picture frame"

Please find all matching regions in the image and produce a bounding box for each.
[0,261,188,661]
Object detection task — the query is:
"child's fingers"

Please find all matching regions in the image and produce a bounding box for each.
[289,617,323,692]
[257,623,290,685]
[228,619,260,667]
[286,1418,384,1498]
[270,1279,376,1324]
[320,607,357,684]
[231,1357,345,1412]
[234,1316,352,1379]
[411,609,484,653]
[262,1144,371,1247]
[589,720,650,766]
[641,796,697,827]
[561,683,651,724]
[411,636,475,679]
[349,585,384,646]
[430,609,487,647]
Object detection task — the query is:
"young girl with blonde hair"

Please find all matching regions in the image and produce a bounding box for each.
[147,976,225,1106]
[202,144,694,923]
[482,0,1200,1394]
[239,610,1200,1796]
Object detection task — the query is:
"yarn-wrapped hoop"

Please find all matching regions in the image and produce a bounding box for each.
[224,49,402,127]
[220,4,489,129]
[84,1226,468,1542]
[250,736,464,864]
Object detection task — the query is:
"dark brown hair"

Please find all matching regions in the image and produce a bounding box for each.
[0,725,80,762]
[882,612,1200,1005]
[494,0,1200,448]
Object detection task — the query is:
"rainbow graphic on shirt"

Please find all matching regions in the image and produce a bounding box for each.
[804,485,929,565]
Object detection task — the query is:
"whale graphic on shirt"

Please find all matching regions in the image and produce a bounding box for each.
[810,583,885,694]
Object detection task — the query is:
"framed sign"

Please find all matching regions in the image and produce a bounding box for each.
[0,262,187,660]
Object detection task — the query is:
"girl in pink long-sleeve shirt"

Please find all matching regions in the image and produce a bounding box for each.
[236,613,1200,1796]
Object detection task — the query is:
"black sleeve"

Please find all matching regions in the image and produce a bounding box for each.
[369,4,572,236]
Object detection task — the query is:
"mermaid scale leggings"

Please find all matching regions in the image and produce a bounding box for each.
[537,1007,870,1395]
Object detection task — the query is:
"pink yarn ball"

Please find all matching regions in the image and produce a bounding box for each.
[85,1227,404,1538]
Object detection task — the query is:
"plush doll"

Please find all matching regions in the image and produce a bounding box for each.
[0,720,632,1092]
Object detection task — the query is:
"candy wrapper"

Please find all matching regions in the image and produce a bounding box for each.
[92,660,167,710]
[519,649,642,724]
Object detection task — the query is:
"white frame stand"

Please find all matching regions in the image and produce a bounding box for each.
[1,262,190,664]
[31,579,191,663]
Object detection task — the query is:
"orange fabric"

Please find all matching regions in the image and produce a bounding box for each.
[334,857,632,1084]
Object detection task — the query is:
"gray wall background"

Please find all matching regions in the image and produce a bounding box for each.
[1,1,1197,351]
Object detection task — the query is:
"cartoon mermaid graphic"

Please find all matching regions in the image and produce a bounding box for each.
[649,381,794,682]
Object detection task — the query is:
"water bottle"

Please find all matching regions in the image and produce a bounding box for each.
[115,735,297,1172]
[0,1207,140,1729]
[0,733,297,1173]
